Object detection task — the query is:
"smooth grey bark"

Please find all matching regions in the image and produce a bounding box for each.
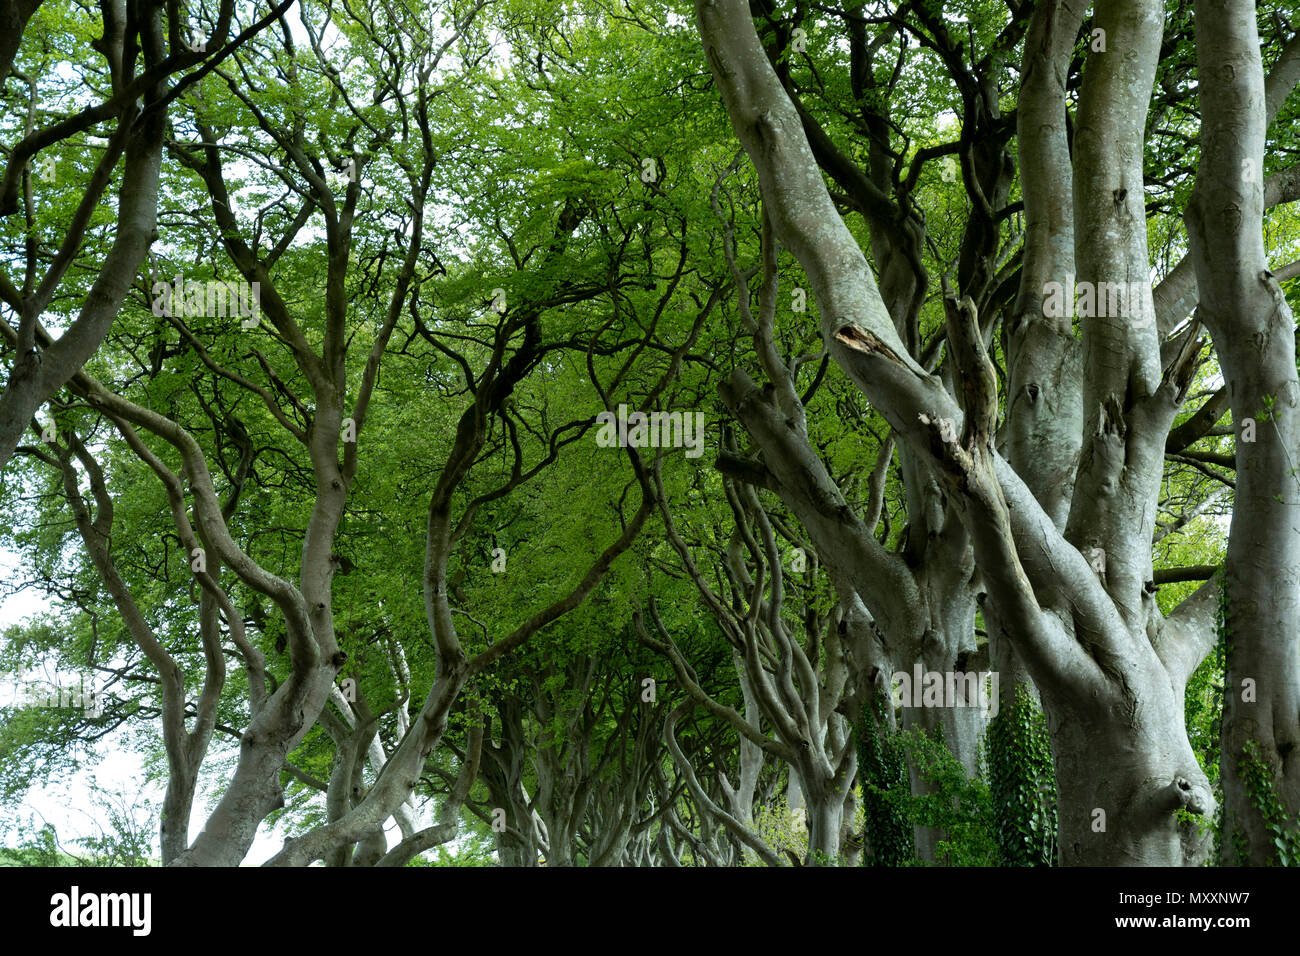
[375,722,482,867]
[894,542,983,860]
[0,96,164,470]
[717,648,764,828]
[695,0,1219,865]
[318,690,381,867]
[716,339,978,861]
[1153,31,1300,339]
[1003,0,1086,538]
[41,430,233,865]
[1050,0,1214,864]
[709,19,1005,860]
[718,365,984,771]
[639,470,858,864]
[1186,0,1300,865]
[0,0,262,470]
[482,696,545,867]
[663,701,785,867]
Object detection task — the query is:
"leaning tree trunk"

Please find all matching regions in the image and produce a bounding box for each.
[694,0,1219,866]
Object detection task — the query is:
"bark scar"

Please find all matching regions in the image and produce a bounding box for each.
[834,324,905,365]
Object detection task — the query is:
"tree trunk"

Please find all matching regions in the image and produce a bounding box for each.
[1185,0,1300,865]
[802,788,844,865]
[693,0,1219,867]
[1048,660,1211,865]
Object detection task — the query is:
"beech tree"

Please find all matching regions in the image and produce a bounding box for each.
[0,0,292,469]
[694,0,1300,864]
[2,0,1299,869]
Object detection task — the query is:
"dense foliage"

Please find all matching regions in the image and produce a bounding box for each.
[0,0,1297,866]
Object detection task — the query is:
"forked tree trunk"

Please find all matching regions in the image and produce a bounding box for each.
[694,0,1220,866]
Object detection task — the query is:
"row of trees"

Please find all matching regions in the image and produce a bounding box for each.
[0,0,1297,865]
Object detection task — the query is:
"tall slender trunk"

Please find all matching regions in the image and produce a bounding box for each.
[1186,0,1300,864]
